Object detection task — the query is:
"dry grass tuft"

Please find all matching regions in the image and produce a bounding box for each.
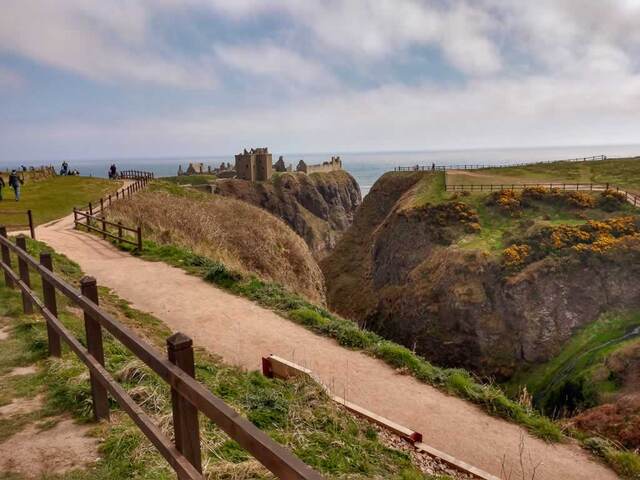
[109,190,326,303]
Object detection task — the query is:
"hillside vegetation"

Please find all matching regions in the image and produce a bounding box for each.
[107,181,326,304]
[0,175,120,229]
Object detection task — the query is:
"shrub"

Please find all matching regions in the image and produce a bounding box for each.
[487,189,521,214]
[503,244,531,268]
[563,191,597,209]
[599,189,628,211]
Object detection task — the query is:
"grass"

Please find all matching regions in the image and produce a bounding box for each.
[161,174,217,186]
[506,311,640,416]
[449,157,640,193]
[0,175,121,229]
[105,181,325,303]
[0,237,438,479]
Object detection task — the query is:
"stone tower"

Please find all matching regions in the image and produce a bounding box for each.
[235,147,273,181]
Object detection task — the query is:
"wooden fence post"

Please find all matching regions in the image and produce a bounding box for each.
[89,202,93,216]
[80,276,110,421]
[40,253,61,357]
[167,333,202,475]
[16,235,33,314]
[27,210,35,240]
[117,222,123,244]
[100,198,104,215]
[136,226,142,251]
[0,226,14,289]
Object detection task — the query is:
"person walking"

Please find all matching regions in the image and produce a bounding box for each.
[0,175,4,201]
[8,170,23,201]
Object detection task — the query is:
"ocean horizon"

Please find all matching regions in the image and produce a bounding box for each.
[8,144,640,196]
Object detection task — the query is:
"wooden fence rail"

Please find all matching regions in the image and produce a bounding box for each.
[444,182,639,206]
[393,155,608,172]
[119,170,155,180]
[0,209,35,239]
[73,209,142,250]
[0,229,324,480]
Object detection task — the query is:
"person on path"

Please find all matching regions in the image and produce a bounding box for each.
[0,175,4,201]
[8,170,23,201]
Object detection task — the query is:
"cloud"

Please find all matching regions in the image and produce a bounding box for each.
[0,0,217,88]
[215,43,339,89]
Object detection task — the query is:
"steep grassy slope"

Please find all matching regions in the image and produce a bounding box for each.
[213,170,361,258]
[107,181,326,304]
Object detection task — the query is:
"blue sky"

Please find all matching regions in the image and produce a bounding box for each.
[1,0,640,163]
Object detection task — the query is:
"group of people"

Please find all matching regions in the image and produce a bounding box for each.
[0,170,24,201]
[108,164,118,179]
[59,161,80,176]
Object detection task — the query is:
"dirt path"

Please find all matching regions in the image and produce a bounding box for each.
[32,214,618,480]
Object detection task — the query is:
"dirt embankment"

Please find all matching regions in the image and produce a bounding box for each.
[322,172,640,378]
[108,190,326,304]
[213,170,361,259]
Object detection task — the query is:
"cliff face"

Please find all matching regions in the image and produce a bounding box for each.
[213,170,361,258]
[322,172,640,378]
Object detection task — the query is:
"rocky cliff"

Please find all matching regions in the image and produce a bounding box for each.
[322,171,640,378]
[213,170,361,258]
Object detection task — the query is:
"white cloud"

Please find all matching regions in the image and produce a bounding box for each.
[215,43,339,89]
[0,0,217,88]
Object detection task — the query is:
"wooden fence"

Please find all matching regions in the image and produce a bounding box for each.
[444,182,640,206]
[73,171,154,250]
[0,210,35,238]
[393,155,608,172]
[119,170,155,180]
[73,209,142,250]
[0,229,324,480]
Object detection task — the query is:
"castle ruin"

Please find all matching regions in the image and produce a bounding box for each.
[235,148,273,181]
[296,156,342,174]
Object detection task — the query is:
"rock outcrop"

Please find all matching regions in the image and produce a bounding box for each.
[322,171,640,378]
[213,170,361,259]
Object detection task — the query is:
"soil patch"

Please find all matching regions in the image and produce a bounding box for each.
[0,395,44,417]
[0,418,100,478]
[7,366,37,377]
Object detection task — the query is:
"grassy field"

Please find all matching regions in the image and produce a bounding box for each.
[0,175,121,229]
[447,157,640,192]
[0,238,441,479]
[161,174,216,185]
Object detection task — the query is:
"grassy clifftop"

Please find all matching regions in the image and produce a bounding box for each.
[0,175,120,228]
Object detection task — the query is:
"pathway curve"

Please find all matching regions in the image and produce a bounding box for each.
[32,213,618,480]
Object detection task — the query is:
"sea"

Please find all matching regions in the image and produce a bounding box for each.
[16,144,640,196]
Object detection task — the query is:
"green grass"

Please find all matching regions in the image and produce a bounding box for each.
[506,311,640,416]
[0,238,433,479]
[475,157,640,192]
[412,172,449,207]
[161,174,216,185]
[0,175,121,228]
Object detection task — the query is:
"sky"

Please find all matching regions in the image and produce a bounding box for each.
[1,0,640,163]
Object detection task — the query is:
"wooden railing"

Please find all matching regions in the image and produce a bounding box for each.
[73,171,154,250]
[119,170,154,180]
[444,182,639,207]
[0,210,35,239]
[393,155,609,172]
[73,209,142,250]
[0,229,324,480]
